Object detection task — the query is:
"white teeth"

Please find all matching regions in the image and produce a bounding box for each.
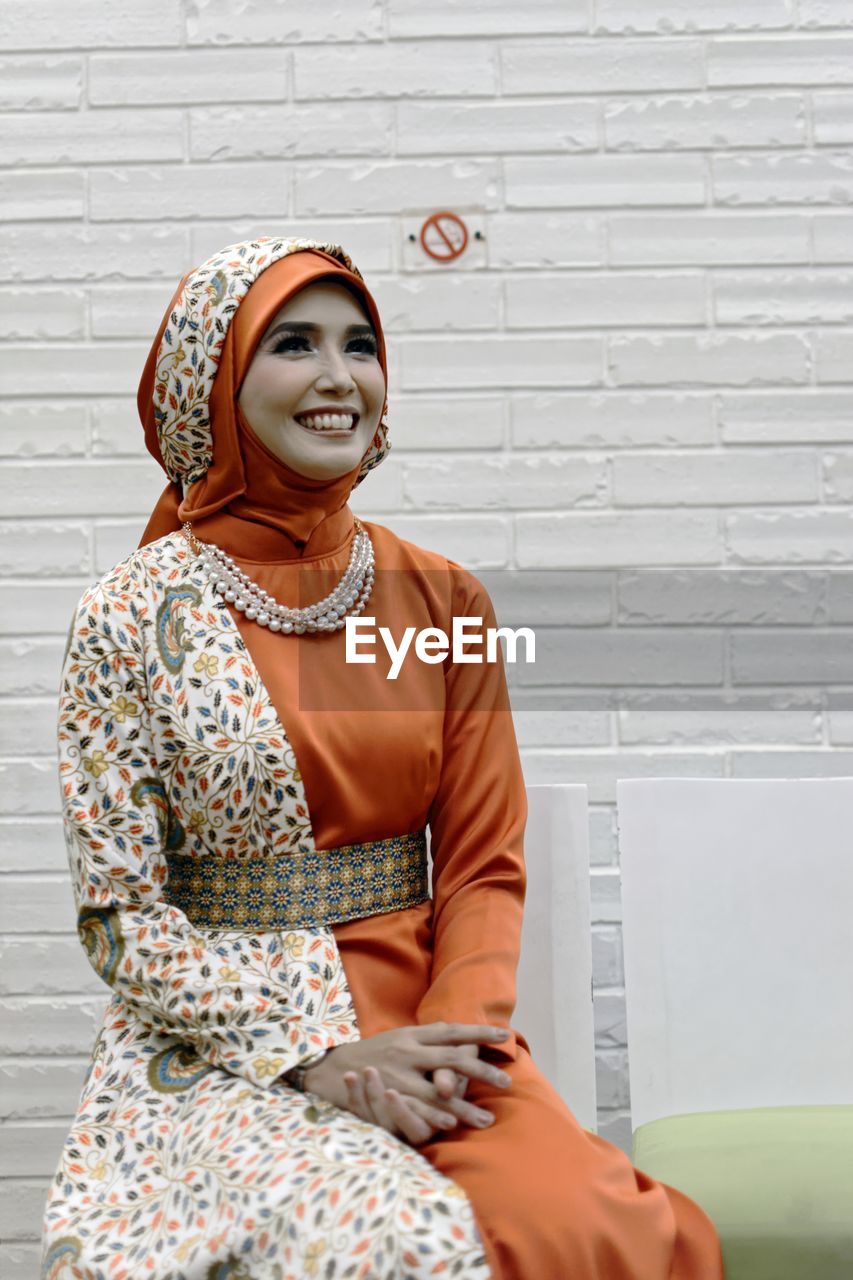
[296,412,356,431]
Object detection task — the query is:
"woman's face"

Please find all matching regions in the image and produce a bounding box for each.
[238,280,385,480]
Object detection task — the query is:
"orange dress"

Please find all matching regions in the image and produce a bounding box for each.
[196,502,724,1280]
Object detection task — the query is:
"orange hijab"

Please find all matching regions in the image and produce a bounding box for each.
[136,243,389,552]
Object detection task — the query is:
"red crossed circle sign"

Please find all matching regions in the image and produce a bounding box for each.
[419,211,469,262]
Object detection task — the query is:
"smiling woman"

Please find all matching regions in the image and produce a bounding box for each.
[43,236,724,1280]
[239,281,386,480]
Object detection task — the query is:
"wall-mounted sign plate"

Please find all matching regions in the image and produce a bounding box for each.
[401,212,487,271]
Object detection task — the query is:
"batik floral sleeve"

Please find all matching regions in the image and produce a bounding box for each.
[58,562,356,1089]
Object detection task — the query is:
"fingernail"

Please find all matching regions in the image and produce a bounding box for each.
[477,1114,494,1126]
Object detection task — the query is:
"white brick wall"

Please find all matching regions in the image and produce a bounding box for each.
[2,1,852,1262]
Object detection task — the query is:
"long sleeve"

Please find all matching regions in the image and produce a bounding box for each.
[415,565,528,1063]
[58,573,355,1089]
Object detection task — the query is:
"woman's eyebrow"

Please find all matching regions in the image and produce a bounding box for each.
[265,320,375,339]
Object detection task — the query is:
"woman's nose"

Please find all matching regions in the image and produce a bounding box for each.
[315,346,356,391]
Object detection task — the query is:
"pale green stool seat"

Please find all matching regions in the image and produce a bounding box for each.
[632,1105,853,1280]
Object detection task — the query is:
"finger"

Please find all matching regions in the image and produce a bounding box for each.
[442,1094,496,1130]
[343,1070,373,1123]
[432,1067,459,1099]
[415,1023,512,1046]
[418,1048,513,1089]
[383,1088,434,1146]
[363,1066,398,1134]
[404,1093,459,1132]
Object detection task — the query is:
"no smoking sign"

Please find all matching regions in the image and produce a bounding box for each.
[419,211,469,262]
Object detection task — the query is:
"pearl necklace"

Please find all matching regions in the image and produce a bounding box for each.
[182,519,375,635]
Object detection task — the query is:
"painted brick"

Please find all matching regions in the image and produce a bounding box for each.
[186,0,383,44]
[190,220,394,272]
[0,522,89,577]
[608,212,810,265]
[89,49,288,105]
[731,630,853,683]
[0,224,191,282]
[613,449,818,505]
[513,628,724,687]
[519,748,723,801]
[93,520,150,573]
[0,641,65,698]
[0,404,87,457]
[398,334,601,391]
[388,0,588,37]
[813,92,853,145]
[823,451,853,503]
[501,38,704,94]
[348,457,404,513]
[827,692,853,744]
[295,159,501,216]
[189,103,394,161]
[0,462,162,520]
[0,169,84,221]
[0,1120,69,1177]
[798,0,853,24]
[0,345,144,397]
[608,332,810,386]
[388,397,506,451]
[0,56,83,110]
[595,1048,630,1108]
[506,271,705,328]
[404,455,608,510]
[0,820,67,875]
[589,807,619,866]
[0,582,87,635]
[0,699,55,756]
[592,927,624,985]
[826,572,853,622]
[0,1060,89,1120]
[708,35,853,87]
[0,996,105,1054]
[511,693,610,747]
[398,100,598,155]
[90,163,291,222]
[714,268,853,324]
[0,877,77,936]
[0,287,86,340]
[0,1175,56,1238]
[0,940,101,997]
[814,330,853,383]
[90,399,148,455]
[618,691,821,745]
[505,154,705,208]
[605,93,805,151]
[594,992,627,1048]
[730,748,853,777]
[726,509,853,562]
[596,1110,632,1155]
[812,214,853,263]
[294,41,498,100]
[366,516,511,569]
[4,0,182,50]
[719,390,853,443]
[713,151,853,205]
[0,108,183,167]
[617,568,826,624]
[89,284,170,340]
[487,213,602,268]
[595,0,793,32]
[366,274,501,332]
[511,391,715,449]
[516,511,721,567]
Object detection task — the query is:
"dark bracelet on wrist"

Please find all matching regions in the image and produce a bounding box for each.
[283,1049,330,1093]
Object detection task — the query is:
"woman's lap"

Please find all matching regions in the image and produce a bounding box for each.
[418,1048,724,1280]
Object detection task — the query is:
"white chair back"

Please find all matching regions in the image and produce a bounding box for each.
[515,783,597,1131]
[617,778,853,1132]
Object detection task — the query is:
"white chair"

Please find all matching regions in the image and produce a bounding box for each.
[617,777,853,1280]
[515,783,597,1132]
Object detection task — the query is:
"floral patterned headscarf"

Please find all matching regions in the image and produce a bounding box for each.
[137,236,390,545]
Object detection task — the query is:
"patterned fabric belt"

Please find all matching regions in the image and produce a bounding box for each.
[162,828,430,931]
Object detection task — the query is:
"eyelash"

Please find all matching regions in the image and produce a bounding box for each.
[270,333,378,356]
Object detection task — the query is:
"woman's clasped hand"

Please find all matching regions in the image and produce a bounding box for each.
[301,1022,513,1146]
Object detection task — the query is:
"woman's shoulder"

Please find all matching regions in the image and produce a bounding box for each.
[74,531,192,614]
[360,519,493,609]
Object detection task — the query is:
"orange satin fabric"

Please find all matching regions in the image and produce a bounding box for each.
[137,254,724,1279]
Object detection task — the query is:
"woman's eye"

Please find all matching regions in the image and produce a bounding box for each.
[269,333,377,356]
